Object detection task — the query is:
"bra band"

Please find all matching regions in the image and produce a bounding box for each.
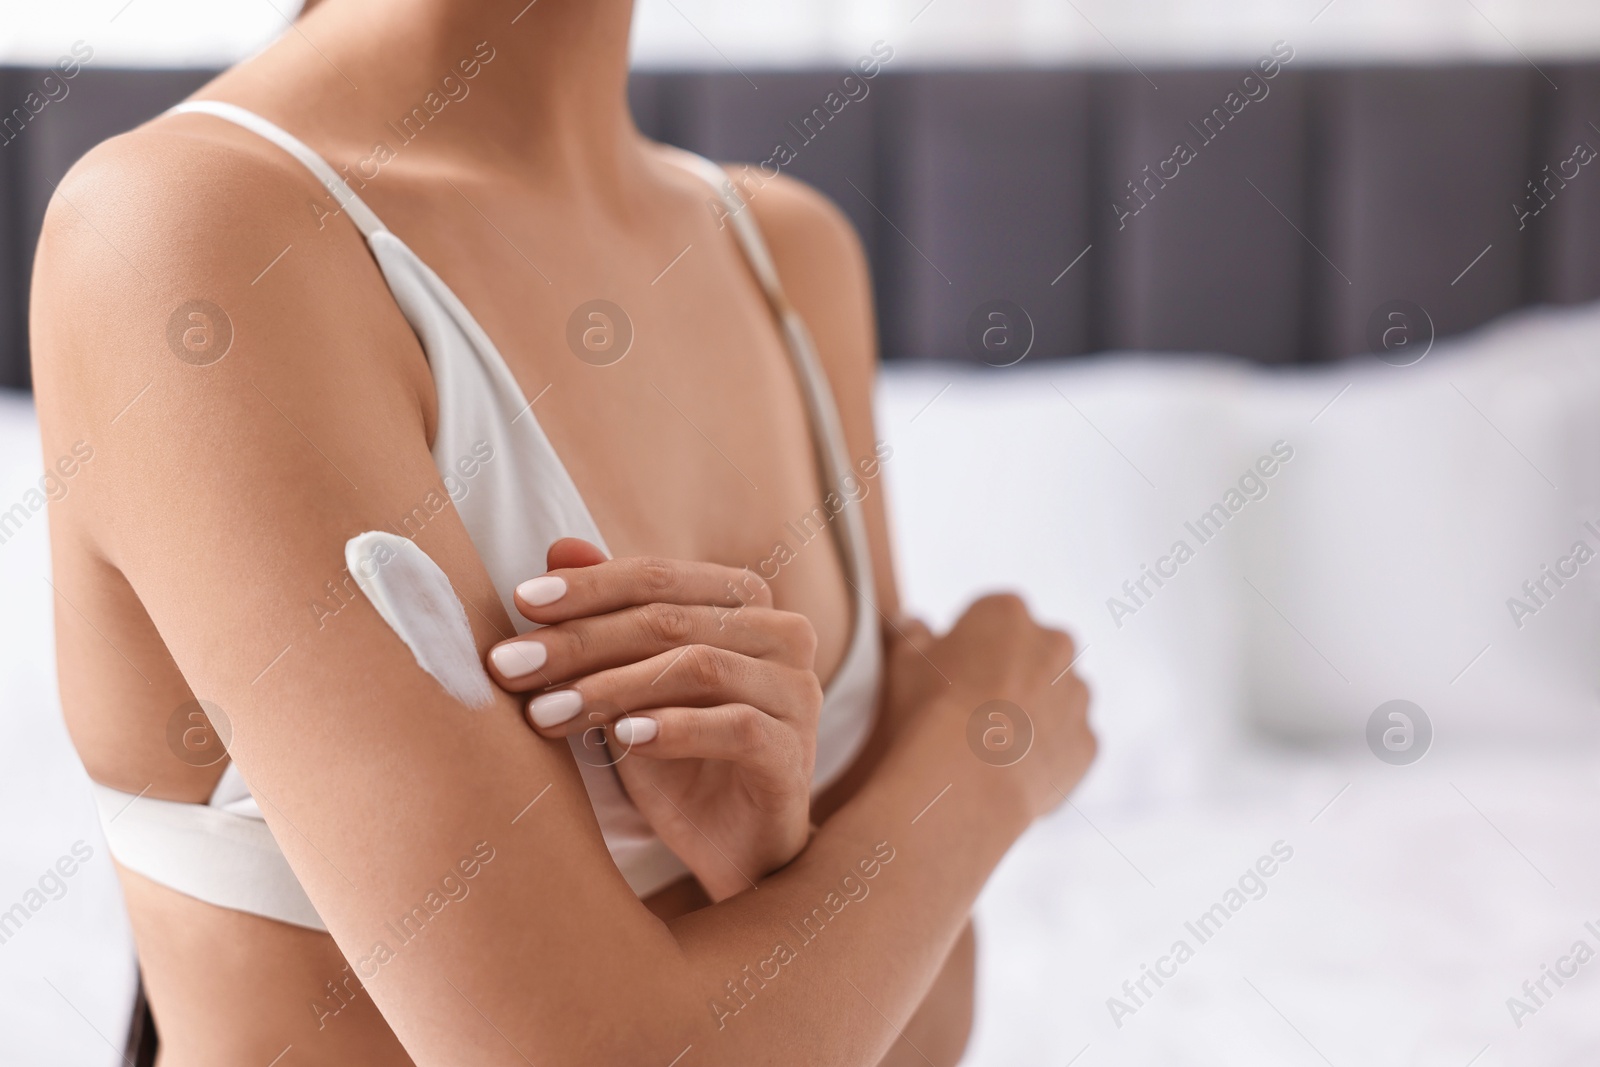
[92,780,326,930]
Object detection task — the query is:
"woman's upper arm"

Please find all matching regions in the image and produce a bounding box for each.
[741,175,903,620]
[31,129,680,1062]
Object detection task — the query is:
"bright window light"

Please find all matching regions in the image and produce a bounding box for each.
[2,0,1599,68]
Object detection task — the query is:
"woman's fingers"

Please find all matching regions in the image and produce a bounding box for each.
[611,705,810,803]
[488,604,816,690]
[512,555,772,624]
[544,536,609,571]
[523,644,821,736]
[612,704,801,773]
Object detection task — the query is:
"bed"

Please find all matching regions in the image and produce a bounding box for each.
[4,298,1597,1064]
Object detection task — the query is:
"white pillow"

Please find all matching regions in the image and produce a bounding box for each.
[880,302,1600,796]
[1239,303,1600,746]
[878,358,1265,805]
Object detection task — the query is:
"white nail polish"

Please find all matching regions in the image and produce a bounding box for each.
[489,640,547,680]
[528,689,583,728]
[517,575,568,607]
[613,716,658,745]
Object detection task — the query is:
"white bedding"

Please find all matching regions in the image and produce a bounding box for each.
[961,747,1600,1066]
[877,304,1600,1065]
[3,302,1598,1065]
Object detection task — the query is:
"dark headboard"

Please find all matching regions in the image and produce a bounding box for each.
[3,62,1598,386]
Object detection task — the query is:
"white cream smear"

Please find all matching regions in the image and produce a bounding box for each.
[345,531,497,708]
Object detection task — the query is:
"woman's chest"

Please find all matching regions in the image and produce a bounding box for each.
[384,182,856,681]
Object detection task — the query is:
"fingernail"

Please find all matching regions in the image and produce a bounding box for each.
[490,640,547,681]
[612,716,658,745]
[527,689,583,728]
[517,575,567,607]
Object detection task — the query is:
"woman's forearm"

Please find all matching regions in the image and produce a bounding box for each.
[656,702,1028,1066]
[594,593,1092,1067]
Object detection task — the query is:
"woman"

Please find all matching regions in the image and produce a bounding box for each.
[30,0,1094,1063]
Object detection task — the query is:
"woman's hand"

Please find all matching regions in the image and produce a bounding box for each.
[884,595,1095,823]
[486,539,821,902]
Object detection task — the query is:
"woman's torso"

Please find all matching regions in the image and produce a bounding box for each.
[52,36,887,1067]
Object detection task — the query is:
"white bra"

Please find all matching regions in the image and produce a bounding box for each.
[90,100,882,930]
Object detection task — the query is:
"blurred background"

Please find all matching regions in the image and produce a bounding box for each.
[3,1,1599,1064]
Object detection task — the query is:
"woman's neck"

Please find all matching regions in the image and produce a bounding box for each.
[277,0,644,191]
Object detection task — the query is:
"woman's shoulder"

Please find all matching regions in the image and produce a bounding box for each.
[30,101,438,591]
[31,105,424,426]
[38,107,329,287]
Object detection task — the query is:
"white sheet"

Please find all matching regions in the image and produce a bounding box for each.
[961,746,1600,1066]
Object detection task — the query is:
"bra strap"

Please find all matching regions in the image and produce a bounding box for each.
[166,100,389,240]
[664,149,788,307]
[664,149,877,598]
